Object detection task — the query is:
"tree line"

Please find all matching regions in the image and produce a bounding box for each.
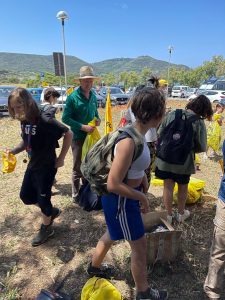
[1,55,225,89]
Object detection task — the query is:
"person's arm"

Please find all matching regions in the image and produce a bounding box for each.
[62,96,83,131]
[107,138,149,213]
[55,130,73,168]
[62,96,96,133]
[10,140,25,155]
[194,120,207,153]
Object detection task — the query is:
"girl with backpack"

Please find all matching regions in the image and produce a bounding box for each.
[119,77,160,184]
[6,88,73,246]
[87,88,169,300]
[155,95,213,223]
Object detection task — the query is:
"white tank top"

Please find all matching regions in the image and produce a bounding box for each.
[114,140,151,179]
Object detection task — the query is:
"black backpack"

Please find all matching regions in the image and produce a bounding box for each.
[156,109,199,165]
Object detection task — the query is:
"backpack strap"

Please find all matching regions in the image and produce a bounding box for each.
[118,126,144,161]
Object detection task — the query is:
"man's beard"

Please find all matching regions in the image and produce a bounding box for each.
[15,113,26,121]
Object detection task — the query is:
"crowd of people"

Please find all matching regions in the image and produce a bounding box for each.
[5,66,225,299]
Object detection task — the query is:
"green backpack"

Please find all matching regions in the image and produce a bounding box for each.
[80,125,144,196]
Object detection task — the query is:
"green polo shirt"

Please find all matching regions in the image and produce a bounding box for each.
[62,87,100,141]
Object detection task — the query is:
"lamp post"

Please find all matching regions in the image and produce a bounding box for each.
[56,11,69,91]
[167,45,174,97]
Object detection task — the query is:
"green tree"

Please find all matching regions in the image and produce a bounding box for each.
[140,67,151,84]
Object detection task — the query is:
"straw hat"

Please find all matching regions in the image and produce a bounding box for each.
[77,66,99,80]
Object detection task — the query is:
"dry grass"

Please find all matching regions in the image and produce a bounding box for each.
[0,100,224,300]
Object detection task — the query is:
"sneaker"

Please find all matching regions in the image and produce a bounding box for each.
[175,209,190,223]
[31,224,54,247]
[50,207,61,225]
[136,287,168,300]
[87,262,114,279]
[166,215,173,224]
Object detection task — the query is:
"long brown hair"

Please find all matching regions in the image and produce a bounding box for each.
[8,87,40,123]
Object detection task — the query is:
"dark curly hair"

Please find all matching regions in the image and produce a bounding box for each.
[185,94,213,119]
[131,87,166,124]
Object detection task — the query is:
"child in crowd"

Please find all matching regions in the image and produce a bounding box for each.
[41,87,61,118]
[204,139,225,299]
[7,88,73,246]
[205,102,225,159]
[88,87,168,300]
[155,95,213,223]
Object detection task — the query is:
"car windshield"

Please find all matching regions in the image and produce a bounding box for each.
[0,87,15,98]
[172,87,181,90]
[110,87,123,94]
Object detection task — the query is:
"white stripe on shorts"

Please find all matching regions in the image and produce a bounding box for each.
[118,196,131,240]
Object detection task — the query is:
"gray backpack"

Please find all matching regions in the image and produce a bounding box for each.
[80,125,144,196]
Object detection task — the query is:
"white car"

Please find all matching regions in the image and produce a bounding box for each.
[171,85,190,98]
[40,86,67,109]
[187,90,225,103]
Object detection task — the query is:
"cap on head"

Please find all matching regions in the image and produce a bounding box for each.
[44,87,60,100]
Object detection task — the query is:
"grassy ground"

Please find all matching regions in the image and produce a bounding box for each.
[0,100,224,300]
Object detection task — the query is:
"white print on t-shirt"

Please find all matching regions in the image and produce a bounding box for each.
[22,124,37,135]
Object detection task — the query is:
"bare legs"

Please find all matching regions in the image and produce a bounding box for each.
[91,231,114,268]
[91,232,148,293]
[128,236,149,292]
[163,179,188,215]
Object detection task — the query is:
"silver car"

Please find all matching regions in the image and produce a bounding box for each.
[99,86,130,105]
[0,86,17,116]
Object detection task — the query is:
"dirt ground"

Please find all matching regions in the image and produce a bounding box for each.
[0,99,224,300]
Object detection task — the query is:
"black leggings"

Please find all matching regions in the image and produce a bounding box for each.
[20,166,57,216]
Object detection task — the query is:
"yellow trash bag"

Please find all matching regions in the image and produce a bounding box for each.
[1,152,17,173]
[152,175,205,204]
[207,120,221,151]
[81,276,123,300]
[81,118,101,161]
[174,177,205,204]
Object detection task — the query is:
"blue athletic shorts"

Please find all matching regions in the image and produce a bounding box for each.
[101,192,145,241]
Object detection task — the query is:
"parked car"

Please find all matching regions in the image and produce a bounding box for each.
[92,88,106,108]
[27,88,43,105]
[0,85,17,116]
[186,87,198,98]
[187,90,225,103]
[171,85,190,98]
[99,86,130,105]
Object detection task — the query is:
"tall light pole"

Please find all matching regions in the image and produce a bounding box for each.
[56,11,69,91]
[167,45,174,96]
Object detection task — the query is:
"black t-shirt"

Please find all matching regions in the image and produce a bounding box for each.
[21,116,68,170]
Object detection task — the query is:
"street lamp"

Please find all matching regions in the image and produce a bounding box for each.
[56,10,69,91]
[167,45,174,96]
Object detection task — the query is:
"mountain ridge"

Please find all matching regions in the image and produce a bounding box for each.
[0,52,189,75]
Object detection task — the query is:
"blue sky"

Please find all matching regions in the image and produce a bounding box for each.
[0,0,225,68]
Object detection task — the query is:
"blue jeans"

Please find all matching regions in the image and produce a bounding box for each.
[20,166,57,216]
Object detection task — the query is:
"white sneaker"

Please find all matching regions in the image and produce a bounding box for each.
[175,209,190,223]
[167,215,173,224]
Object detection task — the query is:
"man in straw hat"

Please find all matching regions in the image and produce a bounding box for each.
[62,66,101,203]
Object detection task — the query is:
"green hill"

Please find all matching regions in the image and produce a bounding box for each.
[0,52,189,76]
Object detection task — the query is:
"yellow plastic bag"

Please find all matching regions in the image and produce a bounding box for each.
[173,177,205,204]
[152,175,205,204]
[81,118,101,161]
[207,121,221,151]
[81,276,123,300]
[1,152,17,173]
